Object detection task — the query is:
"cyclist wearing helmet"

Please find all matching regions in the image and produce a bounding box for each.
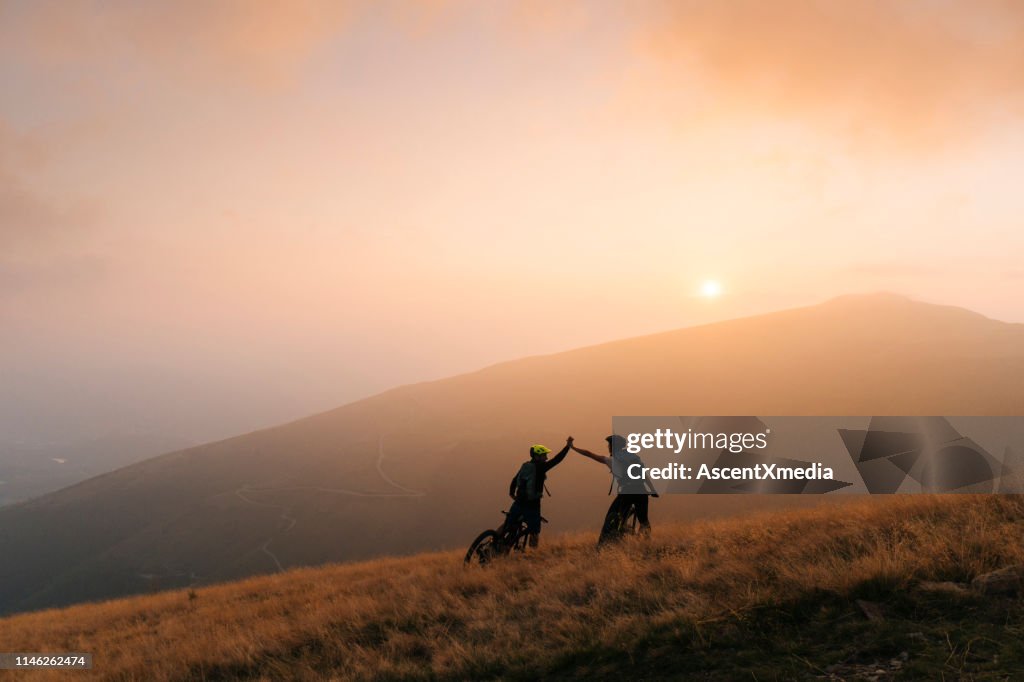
[501,436,573,548]
[573,435,658,541]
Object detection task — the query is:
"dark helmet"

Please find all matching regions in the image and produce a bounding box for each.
[605,434,627,453]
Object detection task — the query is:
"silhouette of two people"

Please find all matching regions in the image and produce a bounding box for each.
[500,434,658,549]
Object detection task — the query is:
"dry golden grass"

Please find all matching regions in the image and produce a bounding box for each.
[1,495,1023,680]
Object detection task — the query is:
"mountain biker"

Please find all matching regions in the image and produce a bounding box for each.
[573,435,658,542]
[500,436,573,548]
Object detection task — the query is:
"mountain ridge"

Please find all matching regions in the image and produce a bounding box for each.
[2,294,1022,616]
[10,291,1017,515]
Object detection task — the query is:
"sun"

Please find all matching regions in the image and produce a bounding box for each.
[699,280,723,298]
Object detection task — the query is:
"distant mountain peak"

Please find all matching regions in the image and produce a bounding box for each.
[823,291,914,306]
[815,292,997,324]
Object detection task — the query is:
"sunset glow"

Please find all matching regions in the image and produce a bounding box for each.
[4,7,1024,675]
[2,1,1024,445]
[700,281,723,298]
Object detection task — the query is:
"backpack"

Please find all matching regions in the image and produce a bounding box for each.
[515,461,542,501]
[609,451,646,495]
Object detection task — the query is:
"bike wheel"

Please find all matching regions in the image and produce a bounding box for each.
[511,526,530,552]
[621,504,639,535]
[464,530,499,565]
[597,511,625,547]
[597,503,639,547]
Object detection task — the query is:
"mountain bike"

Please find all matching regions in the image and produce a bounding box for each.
[597,500,641,547]
[464,510,547,565]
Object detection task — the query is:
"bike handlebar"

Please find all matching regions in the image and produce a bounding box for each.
[501,510,549,524]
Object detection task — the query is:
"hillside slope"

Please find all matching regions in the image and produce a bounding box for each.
[2,294,1023,616]
[2,495,1023,680]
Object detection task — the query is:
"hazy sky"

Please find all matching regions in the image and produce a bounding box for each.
[2,1,1023,444]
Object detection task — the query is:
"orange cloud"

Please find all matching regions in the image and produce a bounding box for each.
[2,1,356,86]
[637,0,1024,146]
[0,122,99,258]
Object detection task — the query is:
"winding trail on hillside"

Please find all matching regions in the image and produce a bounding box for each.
[233,437,424,572]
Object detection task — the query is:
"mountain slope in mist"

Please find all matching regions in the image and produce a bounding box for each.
[0,431,195,508]
[1,294,1022,616]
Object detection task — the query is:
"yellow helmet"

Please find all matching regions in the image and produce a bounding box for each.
[530,444,552,457]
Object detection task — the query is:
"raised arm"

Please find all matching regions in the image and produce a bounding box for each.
[572,445,611,467]
[542,437,573,471]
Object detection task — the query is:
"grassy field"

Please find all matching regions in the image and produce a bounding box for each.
[2,495,1023,680]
